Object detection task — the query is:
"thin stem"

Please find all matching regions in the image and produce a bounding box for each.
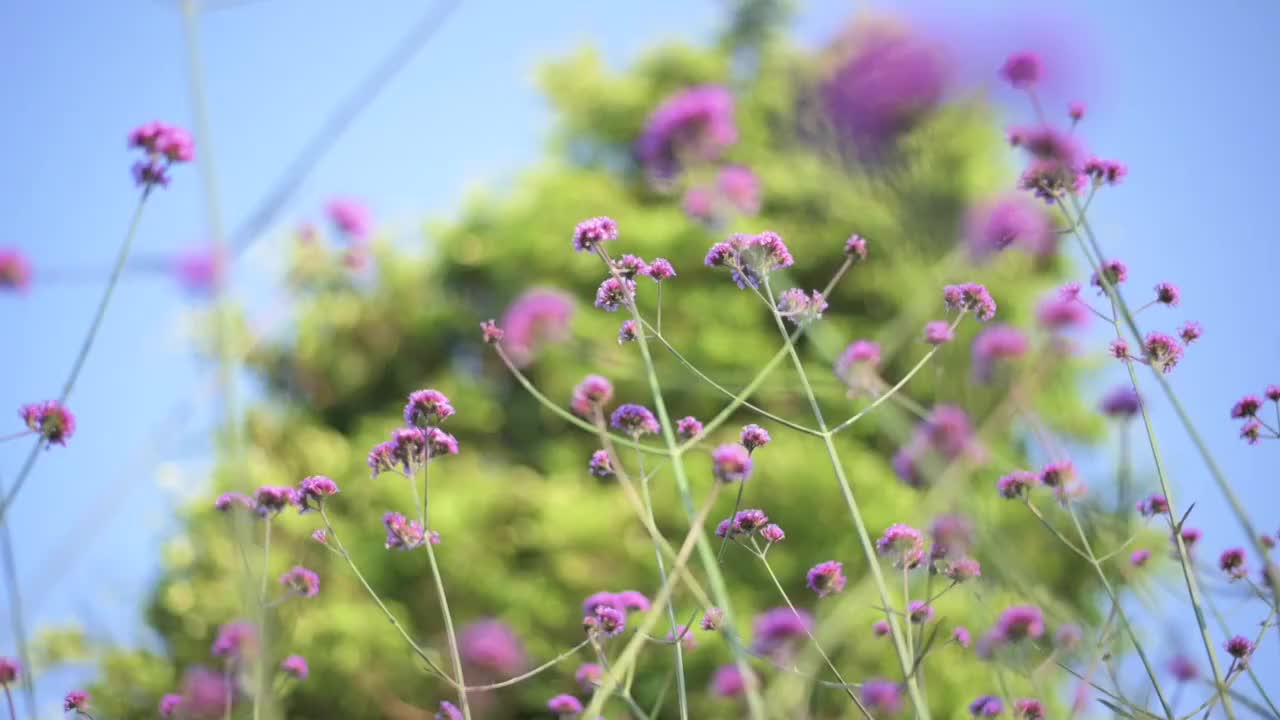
[254,518,272,720]
[636,449,688,720]
[318,508,450,680]
[424,538,470,718]
[0,487,34,716]
[761,280,930,719]
[3,686,13,720]
[902,567,915,663]
[422,458,431,527]
[656,282,663,335]
[463,640,590,691]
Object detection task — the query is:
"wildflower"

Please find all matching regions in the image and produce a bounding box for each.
[575,663,603,692]
[751,607,813,655]
[997,470,1038,499]
[646,257,676,281]
[404,389,455,427]
[1231,395,1261,419]
[159,694,183,717]
[424,427,459,459]
[296,475,339,512]
[618,320,638,343]
[1225,635,1255,664]
[717,165,762,215]
[1068,101,1086,121]
[1055,623,1083,651]
[0,249,31,291]
[64,690,90,712]
[311,529,328,545]
[172,246,223,295]
[1083,157,1127,185]
[954,626,971,648]
[1130,549,1151,567]
[994,605,1045,642]
[280,566,320,598]
[1169,654,1199,682]
[775,288,827,325]
[611,254,649,280]
[877,524,926,568]
[0,659,19,685]
[944,557,982,582]
[845,233,869,262]
[594,277,635,312]
[254,486,298,516]
[711,443,753,483]
[836,340,882,381]
[384,512,427,550]
[367,441,397,477]
[684,187,715,222]
[701,607,725,630]
[212,621,258,661]
[930,514,975,558]
[592,606,625,637]
[436,701,463,720]
[636,85,737,179]
[1179,321,1202,344]
[1143,331,1184,373]
[1019,157,1085,203]
[970,695,1004,717]
[480,319,504,344]
[582,592,620,615]
[610,403,659,437]
[326,197,372,240]
[739,424,771,452]
[1109,338,1131,359]
[19,400,75,446]
[459,620,527,676]
[129,122,194,186]
[617,590,650,613]
[760,523,786,543]
[703,231,794,289]
[547,694,584,716]
[588,450,613,478]
[1219,548,1248,580]
[806,561,846,597]
[1100,386,1141,419]
[280,655,309,680]
[872,619,891,637]
[215,492,253,512]
[1037,294,1089,331]
[712,665,746,697]
[972,325,1028,382]
[572,216,619,252]
[1039,461,1074,488]
[966,195,1054,259]
[676,416,703,440]
[924,320,954,345]
[861,679,903,715]
[908,600,935,624]
[1091,259,1128,290]
[1154,282,1180,307]
[501,288,575,365]
[943,283,997,321]
[666,625,697,651]
[1014,699,1046,720]
[1000,50,1041,88]
[732,509,769,534]
[1267,385,1280,401]
[1179,527,1203,549]
[570,374,614,417]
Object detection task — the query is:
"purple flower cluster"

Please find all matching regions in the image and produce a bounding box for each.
[636,85,737,180]
[711,443,753,483]
[715,509,774,540]
[610,403,659,437]
[129,121,194,187]
[805,561,846,597]
[704,231,794,289]
[751,607,813,657]
[775,288,827,326]
[892,405,983,488]
[972,324,1028,382]
[18,400,75,447]
[572,216,619,253]
[965,195,1054,260]
[570,374,614,417]
[500,288,575,366]
[943,283,997,321]
[1230,385,1280,444]
[384,511,428,550]
[0,249,31,292]
[280,566,320,598]
[877,523,925,569]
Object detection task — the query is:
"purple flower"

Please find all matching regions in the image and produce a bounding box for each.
[0,249,32,291]
[368,441,397,477]
[676,416,703,440]
[751,607,813,655]
[575,663,603,692]
[173,246,224,295]
[711,664,746,697]
[588,449,614,478]
[806,561,847,597]
[1169,654,1199,682]
[547,694,584,716]
[458,620,526,676]
[480,319,504,344]
[872,619,891,637]
[326,197,372,240]
[877,524,925,569]
[582,592,620,616]
[1225,635,1255,663]
[943,283,997,321]
[594,276,635,312]
[636,86,737,179]
[1231,395,1262,419]
[836,340,881,380]
[611,254,649,280]
[954,626,971,648]
[296,475,339,512]
[1130,549,1151,567]
[739,424,771,452]
[212,620,258,661]
[665,624,697,651]
[435,701,463,720]
[930,514,974,559]
[1091,259,1129,290]
[1143,332,1184,373]
[1068,101,1086,122]
[573,216,619,253]
[132,159,170,187]
[500,288,575,366]
[683,187,715,223]
[717,165,762,215]
[18,400,75,446]
[1000,50,1042,88]
[703,231,794,289]
[424,427,459,459]
[760,524,786,543]
[1179,321,1203,345]
[1100,386,1141,419]
[592,606,626,637]
[776,288,827,325]
[1018,157,1085,203]
[845,234,869,262]
[1037,294,1089,331]
[618,319,638,344]
[617,590,650,613]
[384,511,427,550]
[732,509,769,534]
[280,566,320,598]
[861,678,904,715]
[63,690,90,712]
[158,693,183,717]
[944,557,982,583]
[972,325,1028,382]
[711,443,753,483]
[1154,282,1181,306]
[311,529,328,545]
[908,600,935,624]
[215,492,253,513]
[130,121,195,169]
[1266,385,1280,402]
[1219,548,1248,580]
[1179,527,1203,549]
[1054,623,1083,651]
[280,655,309,680]
[570,374,613,417]
[1013,698,1045,720]
[701,607,725,631]
[646,257,677,281]
[923,320,954,345]
[994,604,1045,642]
[1084,157,1128,185]
[405,389,455,427]
[610,403,659,437]
[966,195,1054,260]
[1110,338,1131,360]
[922,405,979,458]
[254,486,298,516]
[970,695,1005,717]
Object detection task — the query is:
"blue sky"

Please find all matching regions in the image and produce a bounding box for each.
[2,0,1278,716]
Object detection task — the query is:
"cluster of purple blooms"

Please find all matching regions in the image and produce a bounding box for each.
[0,249,31,292]
[1229,385,1280,444]
[17,399,75,447]
[704,231,794,290]
[128,121,194,188]
[892,405,984,489]
[996,460,1086,505]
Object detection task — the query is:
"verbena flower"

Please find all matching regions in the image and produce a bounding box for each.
[594,276,636,312]
[254,486,298,516]
[929,514,974,560]
[701,607,725,631]
[129,121,195,187]
[0,249,32,292]
[943,283,997,321]
[739,424,771,452]
[480,319,504,344]
[703,231,794,289]
[326,197,372,240]
[943,557,982,582]
[760,524,786,543]
[1225,635,1255,664]
[618,319,638,343]
[676,416,703,440]
[1169,654,1199,682]
[582,592,620,615]
[211,620,258,661]
[1091,259,1128,290]
[717,165,761,215]
[1099,386,1141,419]
[64,690,90,712]
[424,427,459,459]
[280,566,320,598]
[617,590,651,613]
[775,288,827,325]
[872,620,891,637]
[215,492,253,513]
[547,694,584,716]
[612,254,649,280]
[435,701,463,720]
[459,619,527,676]
[1231,395,1262,419]
[751,607,813,656]
[711,443,753,483]
[923,320,954,345]
[296,475,339,513]
[19,400,75,446]
[732,509,769,534]
[610,404,659,437]
[280,655,309,680]
[1178,321,1202,344]
[367,441,397,478]
[1000,50,1041,88]
[1154,282,1181,307]
[877,524,925,568]
[159,693,183,717]
[806,560,846,597]
[591,605,625,637]
[1130,549,1151,567]
[384,512,427,550]
[575,663,603,692]
[310,529,328,545]
[1179,527,1203,550]
[636,85,737,180]
[1037,294,1089,331]
[861,679,903,715]
[966,195,1054,260]
[1083,157,1128,185]
[908,600,935,624]
[1,658,22,685]
[1069,101,1086,121]
[644,257,676,282]
[993,605,1045,643]
[1143,331,1184,373]
[1109,338,1131,360]
[500,288,575,366]
[835,340,881,381]
[665,624,697,651]
[588,449,613,478]
[972,325,1028,382]
[1219,548,1247,580]
[953,626,971,648]
[969,695,1005,717]
[1013,699,1046,720]
[711,665,746,697]
[572,216,619,253]
[570,374,614,417]
[844,233,869,262]
[404,389,455,427]
[997,470,1039,499]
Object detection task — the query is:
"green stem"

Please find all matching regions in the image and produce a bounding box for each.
[464,640,590,691]
[760,280,930,719]
[254,518,271,720]
[903,567,915,663]
[636,449,689,720]
[424,538,470,718]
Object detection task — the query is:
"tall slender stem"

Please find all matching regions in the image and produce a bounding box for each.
[0,490,34,716]
[3,685,13,720]
[636,450,688,720]
[254,518,272,720]
[761,280,930,719]
[424,536,470,718]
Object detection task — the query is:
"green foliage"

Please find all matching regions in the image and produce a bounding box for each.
[89,22,1111,720]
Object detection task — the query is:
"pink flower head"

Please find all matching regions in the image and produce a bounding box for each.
[582,592,620,616]
[683,186,715,223]
[215,492,253,513]
[711,443,753,483]
[1178,321,1203,344]
[943,283,997,321]
[872,619,891,637]
[1137,493,1169,518]
[701,607,725,631]
[1014,698,1046,720]
[326,197,372,240]
[877,523,925,568]
[806,560,847,597]
[665,624,698,651]
[594,276,635,312]
[645,257,677,281]
[591,605,626,637]
[212,620,258,661]
[173,246,224,295]
[405,389,455,427]
[570,374,614,417]
[775,288,827,326]
[1037,294,1089,331]
[1130,549,1151,567]
[612,254,649,280]
[158,693,183,717]
[1143,332,1184,374]
[861,679,903,715]
[616,590,650,613]
[435,702,462,720]
[836,339,881,380]
[547,694,584,716]
[954,626,971,648]
[459,619,527,676]
[760,523,786,543]
[575,663,603,692]
[0,659,19,685]
[730,509,769,535]
[480,319,504,344]
[1100,386,1141,419]
[254,485,298,516]
[128,122,194,187]
[572,216,619,253]
[944,557,982,582]
[1225,635,1255,663]
[1068,101,1086,121]
[367,440,397,478]
[280,655,308,680]
[997,470,1039,499]
[711,664,746,697]
[384,511,427,550]
[923,320,954,345]
[64,690,90,712]
[1109,338,1131,360]
[930,514,975,559]
[844,233,869,262]
[610,403,659,437]
[588,449,613,477]
[972,324,1028,382]
[1084,157,1128,185]
[1179,527,1203,549]
[908,600,935,624]
[1091,259,1128,290]
[1232,395,1262,419]
[751,607,813,655]
[0,249,31,292]
[1039,460,1074,488]
[637,85,737,179]
[994,605,1045,643]
[1000,50,1042,88]
[970,695,1005,717]
[1154,282,1180,306]
[500,288,575,366]
[739,424,771,452]
[296,475,339,513]
[966,195,1054,260]
[1169,654,1199,682]
[280,566,320,598]
[310,528,328,545]
[676,416,702,440]
[1219,547,1247,580]
[703,231,794,289]
[1266,385,1280,402]
[717,165,762,215]
[19,400,75,446]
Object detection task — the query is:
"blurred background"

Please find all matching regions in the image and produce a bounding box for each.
[2,0,1278,717]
